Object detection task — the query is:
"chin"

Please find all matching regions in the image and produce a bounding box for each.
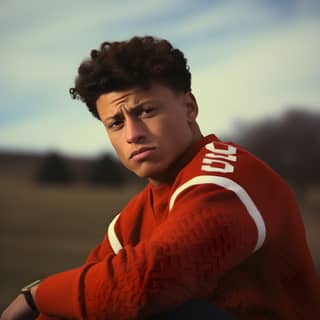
[132,163,167,180]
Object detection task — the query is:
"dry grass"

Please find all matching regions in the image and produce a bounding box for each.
[0,179,143,309]
[0,178,319,311]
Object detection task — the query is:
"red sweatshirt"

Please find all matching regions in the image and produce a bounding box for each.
[35,134,320,319]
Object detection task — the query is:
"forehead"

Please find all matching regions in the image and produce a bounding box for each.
[96,84,177,116]
[97,88,145,109]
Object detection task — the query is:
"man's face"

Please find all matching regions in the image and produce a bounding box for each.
[96,84,199,184]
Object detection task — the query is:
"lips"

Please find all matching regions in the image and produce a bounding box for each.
[130,147,156,160]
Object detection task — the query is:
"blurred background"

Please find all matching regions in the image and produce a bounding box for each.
[1,0,319,310]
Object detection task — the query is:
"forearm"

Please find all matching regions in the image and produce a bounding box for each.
[1,283,40,320]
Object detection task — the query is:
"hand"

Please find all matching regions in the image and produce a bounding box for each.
[1,294,38,320]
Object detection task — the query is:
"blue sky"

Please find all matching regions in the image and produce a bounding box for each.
[1,0,319,156]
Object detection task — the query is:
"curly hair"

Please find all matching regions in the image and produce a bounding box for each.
[69,36,191,119]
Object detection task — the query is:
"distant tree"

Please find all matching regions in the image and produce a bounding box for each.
[235,108,320,193]
[35,152,75,185]
[88,153,126,186]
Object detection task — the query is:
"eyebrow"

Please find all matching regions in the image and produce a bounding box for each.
[103,112,123,123]
[102,103,147,123]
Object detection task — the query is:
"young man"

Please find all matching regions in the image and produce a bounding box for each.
[2,36,320,320]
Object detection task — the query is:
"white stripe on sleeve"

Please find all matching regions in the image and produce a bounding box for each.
[107,213,123,254]
[169,175,266,252]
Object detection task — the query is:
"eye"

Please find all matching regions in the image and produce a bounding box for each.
[107,118,124,130]
[140,106,157,118]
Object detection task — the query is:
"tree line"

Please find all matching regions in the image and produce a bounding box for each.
[233,108,320,194]
[35,108,320,191]
[35,153,139,187]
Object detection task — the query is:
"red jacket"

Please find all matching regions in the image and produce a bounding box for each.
[36,135,320,319]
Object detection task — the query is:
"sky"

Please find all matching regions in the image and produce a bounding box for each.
[1,0,319,157]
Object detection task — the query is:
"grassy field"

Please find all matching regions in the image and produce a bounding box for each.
[0,178,143,310]
[1,175,319,311]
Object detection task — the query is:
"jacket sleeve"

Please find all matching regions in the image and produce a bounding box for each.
[34,180,262,320]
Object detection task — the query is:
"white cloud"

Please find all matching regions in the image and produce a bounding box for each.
[1,0,181,90]
[0,104,112,156]
[161,0,273,39]
[193,18,320,136]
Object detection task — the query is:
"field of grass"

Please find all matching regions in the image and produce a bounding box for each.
[0,178,143,310]
[1,176,319,312]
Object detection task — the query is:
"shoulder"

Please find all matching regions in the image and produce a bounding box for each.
[174,134,280,191]
[169,136,267,211]
[169,135,292,250]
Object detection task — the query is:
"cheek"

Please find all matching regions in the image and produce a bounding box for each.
[113,148,130,171]
[113,144,126,162]
[162,116,190,139]
[107,134,125,161]
[154,113,187,134]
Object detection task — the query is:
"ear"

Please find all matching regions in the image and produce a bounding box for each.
[183,92,199,122]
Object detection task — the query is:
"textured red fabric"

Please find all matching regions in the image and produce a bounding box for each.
[35,135,320,319]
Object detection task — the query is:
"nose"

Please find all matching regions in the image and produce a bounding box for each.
[125,116,146,144]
